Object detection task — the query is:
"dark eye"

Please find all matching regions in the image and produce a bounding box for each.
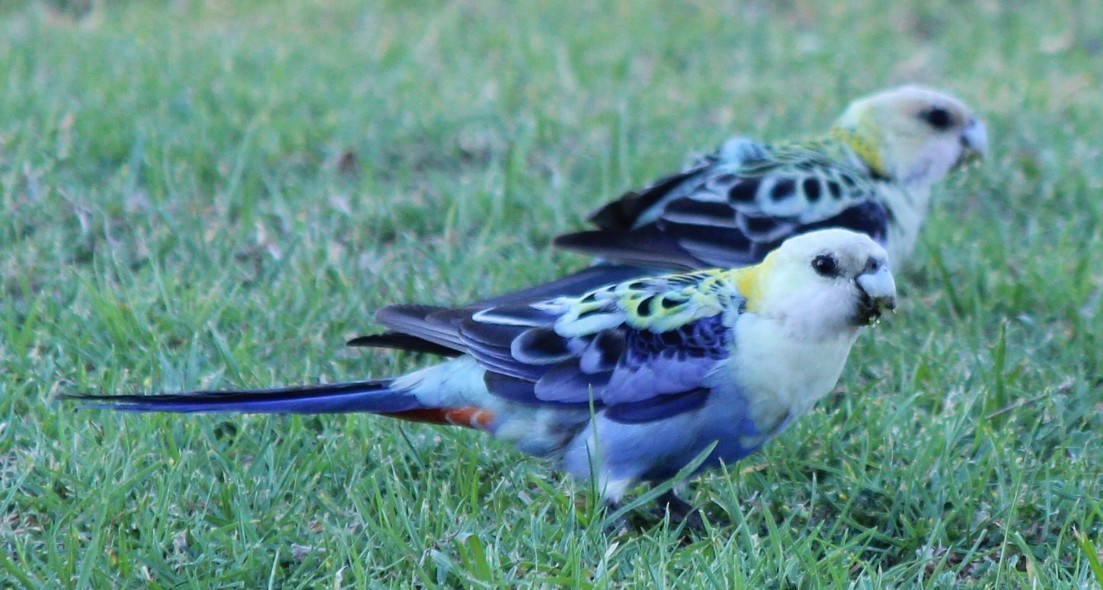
[921,106,954,130]
[812,254,839,277]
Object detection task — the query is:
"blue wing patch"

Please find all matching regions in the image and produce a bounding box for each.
[474,307,730,424]
[604,388,711,424]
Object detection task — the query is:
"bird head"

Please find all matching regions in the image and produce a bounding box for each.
[832,85,987,188]
[742,229,897,339]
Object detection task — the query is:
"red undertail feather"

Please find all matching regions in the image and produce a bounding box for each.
[389,407,496,430]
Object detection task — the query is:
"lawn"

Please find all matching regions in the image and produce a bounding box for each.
[2,0,1103,587]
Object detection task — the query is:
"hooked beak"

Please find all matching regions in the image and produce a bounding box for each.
[854,265,897,326]
[958,118,988,166]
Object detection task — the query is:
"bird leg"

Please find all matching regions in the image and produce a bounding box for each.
[655,489,706,531]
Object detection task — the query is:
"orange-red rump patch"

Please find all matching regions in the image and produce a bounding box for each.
[388,407,495,430]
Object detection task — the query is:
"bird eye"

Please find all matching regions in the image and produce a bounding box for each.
[921,106,954,130]
[812,254,839,277]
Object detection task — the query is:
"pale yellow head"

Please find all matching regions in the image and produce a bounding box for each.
[833,85,987,187]
[743,229,896,339]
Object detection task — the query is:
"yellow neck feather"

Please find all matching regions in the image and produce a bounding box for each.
[830,126,887,178]
[732,255,775,312]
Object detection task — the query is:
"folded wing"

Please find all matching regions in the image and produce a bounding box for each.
[555,138,889,270]
[366,271,741,424]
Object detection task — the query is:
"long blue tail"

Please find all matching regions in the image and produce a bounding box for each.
[61,379,424,414]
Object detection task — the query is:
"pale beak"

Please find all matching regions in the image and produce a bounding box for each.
[854,265,897,325]
[959,118,988,165]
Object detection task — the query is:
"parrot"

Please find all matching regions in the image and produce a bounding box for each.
[555,85,987,273]
[65,228,897,516]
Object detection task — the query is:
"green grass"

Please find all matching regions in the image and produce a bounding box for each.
[3,0,1103,587]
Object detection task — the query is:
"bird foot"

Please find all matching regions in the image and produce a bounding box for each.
[602,490,718,534]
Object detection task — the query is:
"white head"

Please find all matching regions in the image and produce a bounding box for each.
[744,229,897,340]
[833,85,987,187]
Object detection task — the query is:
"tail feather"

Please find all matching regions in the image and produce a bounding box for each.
[346,332,462,357]
[61,379,424,415]
[552,228,702,271]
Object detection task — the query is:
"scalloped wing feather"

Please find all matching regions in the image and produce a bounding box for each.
[555,136,888,270]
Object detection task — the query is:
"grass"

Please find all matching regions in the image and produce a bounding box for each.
[2,0,1103,587]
